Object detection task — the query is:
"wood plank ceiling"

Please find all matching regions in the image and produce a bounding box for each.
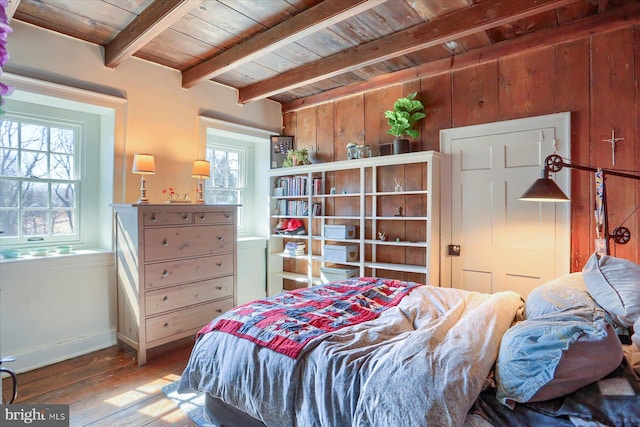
[9,0,640,111]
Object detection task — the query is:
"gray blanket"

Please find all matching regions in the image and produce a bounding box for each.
[179,285,524,427]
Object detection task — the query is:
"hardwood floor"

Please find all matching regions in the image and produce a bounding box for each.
[2,337,199,426]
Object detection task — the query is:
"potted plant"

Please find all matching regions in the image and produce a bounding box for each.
[283,147,311,167]
[384,92,426,154]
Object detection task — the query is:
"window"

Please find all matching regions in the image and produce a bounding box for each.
[0,98,103,249]
[205,144,245,229]
[1,113,81,242]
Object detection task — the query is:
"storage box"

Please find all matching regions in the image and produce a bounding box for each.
[320,266,359,283]
[324,244,359,262]
[324,224,356,239]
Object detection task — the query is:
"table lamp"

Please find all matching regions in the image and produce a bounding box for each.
[132,153,156,204]
[192,159,210,204]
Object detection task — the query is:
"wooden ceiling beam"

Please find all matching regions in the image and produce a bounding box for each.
[238,0,580,104]
[181,0,382,89]
[6,0,21,22]
[282,2,640,113]
[104,0,198,68]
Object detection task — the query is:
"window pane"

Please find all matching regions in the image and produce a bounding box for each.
[21,151,48,178]
[50,127,75,154]
[0,120,18,148]
[228,152,238,169]
[52,209,75,234]
[0,148,18,176]
[0,179,19,207]
[22,182,49,208]
[20,123,47,151]
[229,169,238,187]
[22,210,49,235]
[229,190,240,204]
[213,170,227,187]
[52,183,75,207]
[0,209,18,236]
[51,153,74,179]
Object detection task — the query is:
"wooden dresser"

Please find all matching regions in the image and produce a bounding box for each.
[113,204,237,365]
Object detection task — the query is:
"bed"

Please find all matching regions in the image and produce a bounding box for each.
[178,253,640,427]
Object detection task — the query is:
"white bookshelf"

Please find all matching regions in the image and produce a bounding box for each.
[267,151,441,296]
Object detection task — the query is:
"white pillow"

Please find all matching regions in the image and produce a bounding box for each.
[582,252,640,328]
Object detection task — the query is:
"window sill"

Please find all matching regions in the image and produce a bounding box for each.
[0,249,112,265]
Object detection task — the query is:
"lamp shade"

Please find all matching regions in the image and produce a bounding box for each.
[519,178,570,202]
[132,154,156,174]
[192,159,211,178]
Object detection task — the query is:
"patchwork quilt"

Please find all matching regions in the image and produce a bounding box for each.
[197,277,421,358]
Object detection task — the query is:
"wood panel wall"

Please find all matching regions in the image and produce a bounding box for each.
[283,24,640,272]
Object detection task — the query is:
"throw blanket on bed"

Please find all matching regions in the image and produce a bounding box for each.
[197,277,421,358]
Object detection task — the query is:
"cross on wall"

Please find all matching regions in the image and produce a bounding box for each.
[602,130,624,165]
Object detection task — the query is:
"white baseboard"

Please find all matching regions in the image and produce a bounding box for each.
[8,331,117,374]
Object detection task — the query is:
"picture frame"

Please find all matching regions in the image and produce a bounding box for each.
[270,135,294,168]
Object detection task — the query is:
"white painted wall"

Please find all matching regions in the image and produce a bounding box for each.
[0,21,280,372]
[0,253,115,373]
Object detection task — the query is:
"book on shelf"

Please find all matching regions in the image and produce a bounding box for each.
[276,176,308,196]
[313,177,324,195]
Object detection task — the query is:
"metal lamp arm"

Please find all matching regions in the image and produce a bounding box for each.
[545,154,640,180]
[543,154,640,250]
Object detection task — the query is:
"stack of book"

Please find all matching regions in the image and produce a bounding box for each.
[283,241,305,257]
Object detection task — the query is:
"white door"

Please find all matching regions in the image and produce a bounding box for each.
[440,113,571,297]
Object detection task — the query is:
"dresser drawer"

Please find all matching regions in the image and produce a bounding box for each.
[194,210,235,225]
[144,225,235,261]
[145,298,234,343]
[143,211,193,226]
[144,253,234,289]
[145,276,234,316]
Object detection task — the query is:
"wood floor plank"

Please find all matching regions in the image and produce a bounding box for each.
[5,337,199,427]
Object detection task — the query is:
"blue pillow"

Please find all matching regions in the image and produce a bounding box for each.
[582,252,640,328]
[496,307,622,407]
[525,273,600,319]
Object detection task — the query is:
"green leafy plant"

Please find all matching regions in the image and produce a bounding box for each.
[384,92,426,139]
[282,147,311,167]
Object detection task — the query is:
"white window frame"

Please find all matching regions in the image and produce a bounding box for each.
[204,143,247,230]
[0,73,126,252]
[1,110,88,246]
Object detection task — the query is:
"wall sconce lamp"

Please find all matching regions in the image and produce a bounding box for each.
[520,154,640,254]
[132,153,156,204]
[192,159,211,204]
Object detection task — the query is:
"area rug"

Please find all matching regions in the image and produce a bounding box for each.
[162,381,213,426]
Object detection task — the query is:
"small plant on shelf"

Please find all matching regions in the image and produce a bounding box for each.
[384,92,426,140]
[282,147,311,167]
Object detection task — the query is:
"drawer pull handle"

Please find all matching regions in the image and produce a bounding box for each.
[216,262,223,267]
[183,215,189,221]
[151,215,157,221]
[215,286,223,290]
[216,309,223,314]
[162,270,169,278]
[163,322,169,328]
[199,215,206,220]
[163,296,168,301]
[162,239,168,247]
[225,214,230,219]
[217,236,224,241]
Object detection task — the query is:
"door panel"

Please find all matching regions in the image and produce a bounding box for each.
[441,113,571,298]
